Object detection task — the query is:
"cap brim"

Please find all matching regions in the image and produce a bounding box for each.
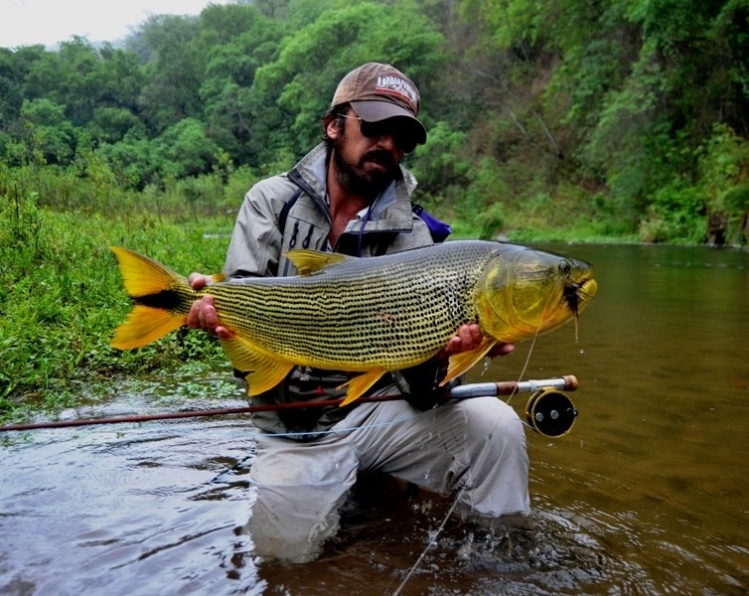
[351,100,427,145]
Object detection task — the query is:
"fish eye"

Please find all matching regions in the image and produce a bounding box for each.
[559,261,572,275]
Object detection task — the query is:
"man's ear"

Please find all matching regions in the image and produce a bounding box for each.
[323,113,340,139]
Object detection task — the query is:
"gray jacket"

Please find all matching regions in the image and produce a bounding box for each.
[223,143,445,439]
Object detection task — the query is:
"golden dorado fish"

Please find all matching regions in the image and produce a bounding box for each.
[110,241,597,406]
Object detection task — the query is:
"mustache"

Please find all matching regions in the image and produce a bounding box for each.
[361,149,397,170]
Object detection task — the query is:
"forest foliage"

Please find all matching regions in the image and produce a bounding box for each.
[1,0,748,243]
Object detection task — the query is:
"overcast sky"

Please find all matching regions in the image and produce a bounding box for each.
[1,0,231,48]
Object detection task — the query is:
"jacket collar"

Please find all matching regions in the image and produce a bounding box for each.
[287,143,418,233]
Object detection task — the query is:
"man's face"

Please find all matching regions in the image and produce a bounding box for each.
[328,108,407,197]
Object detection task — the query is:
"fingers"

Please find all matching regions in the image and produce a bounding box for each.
[457,323,482,350]
[186,276,235,339]
[187,295,235,339]
[489,342,515,357]
[438,323,480,359]
[441,324,515,359]
[188,272,212,290]
[187,295,214,330]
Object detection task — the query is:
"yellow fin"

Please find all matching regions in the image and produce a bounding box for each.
[440,339,497,386]
[338,369,387,406]
[286,249,349,275]
[219,336,294,396]
[111,246,184,297]
[111,305,186,349]
[110,247,195,349]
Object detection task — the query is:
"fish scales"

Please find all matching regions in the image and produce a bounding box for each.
[204,243,492,369]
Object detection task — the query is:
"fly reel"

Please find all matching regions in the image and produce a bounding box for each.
[525,388,578,437]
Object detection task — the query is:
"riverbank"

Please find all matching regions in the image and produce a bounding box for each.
[0,178,735,424]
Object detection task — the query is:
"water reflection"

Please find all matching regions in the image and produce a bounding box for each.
[0,401,265,595]
[1,244,748,594]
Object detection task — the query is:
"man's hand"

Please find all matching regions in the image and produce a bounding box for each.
[186,273,234,339]
[438,323,514,360]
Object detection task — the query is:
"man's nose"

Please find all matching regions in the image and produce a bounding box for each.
[373,132,400,153]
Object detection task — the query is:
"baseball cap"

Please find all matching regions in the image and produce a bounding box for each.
[331,62,427,146]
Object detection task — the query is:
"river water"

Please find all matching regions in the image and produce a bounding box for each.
[1,244,748,595]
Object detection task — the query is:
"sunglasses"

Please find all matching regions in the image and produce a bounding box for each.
[341,114,419,154]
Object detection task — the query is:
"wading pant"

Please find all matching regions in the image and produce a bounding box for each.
[245,396,530,562]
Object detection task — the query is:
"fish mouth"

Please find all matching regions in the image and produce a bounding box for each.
[563,277,598,318]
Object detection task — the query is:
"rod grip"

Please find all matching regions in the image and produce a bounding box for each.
[449,375,578,399]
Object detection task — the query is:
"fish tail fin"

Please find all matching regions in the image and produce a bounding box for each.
[110,247,195,350]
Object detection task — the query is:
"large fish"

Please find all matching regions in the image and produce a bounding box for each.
[111,241,597,406]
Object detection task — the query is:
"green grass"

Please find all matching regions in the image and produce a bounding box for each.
[0,176,235,423]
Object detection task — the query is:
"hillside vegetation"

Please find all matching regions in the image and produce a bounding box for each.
[2,0,748,243]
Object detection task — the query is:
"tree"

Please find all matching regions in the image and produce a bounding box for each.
[198,6,284,161]
[19,98,78,164]
[244,0,446,165]
[155,118,220,178]
[136,15,205,134]
[0,47,41,131]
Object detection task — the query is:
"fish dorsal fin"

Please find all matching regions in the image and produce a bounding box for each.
[219,335,294,396]
[286,249,349,276]
[439,339,497,386]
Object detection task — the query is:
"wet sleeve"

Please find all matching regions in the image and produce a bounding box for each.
[393,359,456,411]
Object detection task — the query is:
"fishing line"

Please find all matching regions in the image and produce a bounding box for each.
[393,342,537,595]
[392,481,466,595]
[394,287,569,594]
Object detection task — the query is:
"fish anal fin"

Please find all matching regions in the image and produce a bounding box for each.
[111,305,185,350]
[440,339,497,386]
[219,336,293,396]
[285,249,349,275]
[338,369,387,407]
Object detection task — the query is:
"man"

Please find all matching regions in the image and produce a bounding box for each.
[188,63,529,562]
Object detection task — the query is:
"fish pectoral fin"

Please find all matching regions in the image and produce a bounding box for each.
[219,336,293,396]
[111,305,186,349]
[285,249,350,275]
[338,369,387,407]
[440,339,497,386]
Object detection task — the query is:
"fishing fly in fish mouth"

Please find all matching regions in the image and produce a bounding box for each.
[110,240,597,406]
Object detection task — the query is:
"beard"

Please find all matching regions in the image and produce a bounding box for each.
[330,132,400,199]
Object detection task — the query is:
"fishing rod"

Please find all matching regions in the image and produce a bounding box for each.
[0,375,579,436]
